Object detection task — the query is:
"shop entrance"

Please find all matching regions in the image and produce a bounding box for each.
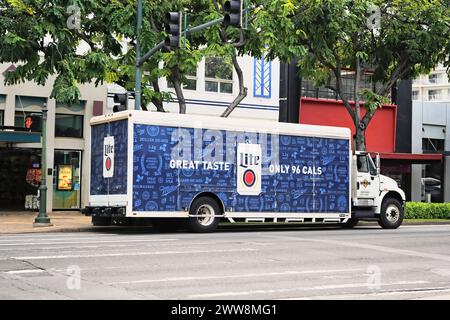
[0,148,41,211]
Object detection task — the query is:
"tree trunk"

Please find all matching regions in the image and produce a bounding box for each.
[355,126,366,151]
[170,65,186,114]
[151,80,165,112]
[221,54,247,117]
[353,56,366,151]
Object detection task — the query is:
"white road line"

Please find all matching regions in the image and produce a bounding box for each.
[9,248,258,260]
[110,268,365,285]
[269,235,450,263]
[4,269,45,275]
[0,238,178,246]
[188,280,430,299]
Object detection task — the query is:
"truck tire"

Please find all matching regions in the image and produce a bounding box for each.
[188,196,221,233]
[92,216,112,226]
[378,198,404,229]
[342,218,359,228]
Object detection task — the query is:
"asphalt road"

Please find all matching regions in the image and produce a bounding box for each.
[1,223,450,300]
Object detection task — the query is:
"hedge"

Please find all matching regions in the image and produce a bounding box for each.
[405,202,450,219]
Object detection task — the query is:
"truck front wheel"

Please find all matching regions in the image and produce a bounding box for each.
[188,197,221,233]
[378,198,404,229]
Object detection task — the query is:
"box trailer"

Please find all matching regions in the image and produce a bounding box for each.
[83,110,405,232]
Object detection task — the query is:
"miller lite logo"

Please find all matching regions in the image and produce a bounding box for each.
[237,143,261,196]
[103,136,114,178]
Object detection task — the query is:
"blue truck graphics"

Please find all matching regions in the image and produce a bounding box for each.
[131,125,349,214]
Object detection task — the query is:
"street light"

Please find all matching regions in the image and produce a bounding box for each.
[34,103,52,227]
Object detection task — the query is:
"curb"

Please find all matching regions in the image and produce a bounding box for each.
[1,220,450,235]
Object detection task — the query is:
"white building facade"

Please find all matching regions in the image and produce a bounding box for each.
[412,63,450,103]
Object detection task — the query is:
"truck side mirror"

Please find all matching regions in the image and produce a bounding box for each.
[376,154,381,175]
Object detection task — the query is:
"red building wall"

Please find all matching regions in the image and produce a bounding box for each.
[299,97,397,153]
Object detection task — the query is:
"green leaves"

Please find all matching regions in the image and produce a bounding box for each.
[361,88,389,113]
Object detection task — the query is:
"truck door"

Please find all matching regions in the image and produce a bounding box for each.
[356,154,380,206]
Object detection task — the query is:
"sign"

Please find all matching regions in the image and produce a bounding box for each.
[57,165,73,191]
[237,143,262,196]
[103,136,115,178]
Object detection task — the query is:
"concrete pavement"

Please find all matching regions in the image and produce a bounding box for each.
[0,211,94,234]
[1,224,450,299]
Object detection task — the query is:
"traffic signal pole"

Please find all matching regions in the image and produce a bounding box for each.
[134,1,246,111]
[34,103,52,227]
[134,0,143,110]
[134,16,225,110]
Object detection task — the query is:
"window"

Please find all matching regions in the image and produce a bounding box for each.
[422,138,445,153]
[55,114,83,138]
[167,71,197,91]
[0,110,3,126]
[428,74,441,84]
[205,56,233,94]
[15,111,42,132]
[428,89,441,101]
[357,155,369,173]
[412,91,419,101]
[254,57,272,98]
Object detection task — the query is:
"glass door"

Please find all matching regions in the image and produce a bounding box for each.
[52,150,81,210]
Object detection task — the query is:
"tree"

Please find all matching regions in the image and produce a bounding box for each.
[0,0,201,112]
[253,0,450,150]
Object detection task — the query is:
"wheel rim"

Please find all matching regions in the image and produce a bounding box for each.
[385,204,400,223]
[196,204,215,227]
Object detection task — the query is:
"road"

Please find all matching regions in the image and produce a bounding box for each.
[1,223,450,300]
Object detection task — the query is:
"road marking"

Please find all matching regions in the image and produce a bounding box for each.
[0,238,178,246]
[188,280,430,298]
[9,248,258,260]
[268,235,450,263]
[4,269,45,275]
[110,268,365,285]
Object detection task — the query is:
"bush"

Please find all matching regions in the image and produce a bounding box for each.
[405,202,450,219]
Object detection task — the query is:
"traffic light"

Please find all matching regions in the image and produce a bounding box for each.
[164,11,182,51]
[113,93,128,113]
[223,0,242,28]
[24,114,41,132]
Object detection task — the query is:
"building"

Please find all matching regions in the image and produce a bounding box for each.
[411,100,450,202]
[154,55,280,120]
[0,55,280,212]
[412,63,450,103]
[0,63,108,211]
[279,61,449,203]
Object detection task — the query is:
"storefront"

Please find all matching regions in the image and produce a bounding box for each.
[0,148,41,211]
[52,150,82,210]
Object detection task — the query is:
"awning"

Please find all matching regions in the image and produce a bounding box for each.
[0,131,41,143]
[378,152,443,164]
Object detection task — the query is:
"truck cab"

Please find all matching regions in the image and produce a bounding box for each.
[349,151,406,229]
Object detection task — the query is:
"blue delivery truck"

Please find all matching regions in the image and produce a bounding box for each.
[83,110,405,232]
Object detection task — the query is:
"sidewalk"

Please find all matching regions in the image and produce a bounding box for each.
[0,211,96,234]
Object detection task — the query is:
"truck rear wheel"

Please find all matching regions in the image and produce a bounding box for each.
[378,198,404,229]
[188,197,221,233]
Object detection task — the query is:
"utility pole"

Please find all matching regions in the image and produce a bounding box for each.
[34,103,52,227]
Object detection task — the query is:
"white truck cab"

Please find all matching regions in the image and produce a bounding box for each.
[349,151,406,229]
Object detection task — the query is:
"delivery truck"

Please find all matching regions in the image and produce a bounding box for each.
[83,110,405,232]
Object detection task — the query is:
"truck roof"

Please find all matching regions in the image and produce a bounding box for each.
[90,110,351,140]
